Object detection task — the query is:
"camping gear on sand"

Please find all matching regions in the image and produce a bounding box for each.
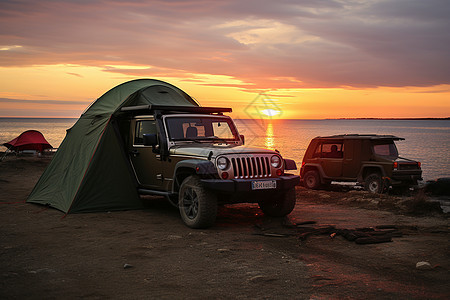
[3,130,53,153]
[2,130,53,160]
[27,79,199,213]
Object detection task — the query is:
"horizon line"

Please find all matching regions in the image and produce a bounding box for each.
[0,116,449,121]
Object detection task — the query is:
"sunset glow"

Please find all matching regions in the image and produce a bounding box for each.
[0,1,448,119]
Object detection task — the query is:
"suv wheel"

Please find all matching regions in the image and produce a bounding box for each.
[258,188,296,217]
[179,175,217,228]
[303,170,321,189]
[364,173,383,193]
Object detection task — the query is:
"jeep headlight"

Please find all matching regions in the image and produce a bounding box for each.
[271,155,281,168]
[217,157,229,170]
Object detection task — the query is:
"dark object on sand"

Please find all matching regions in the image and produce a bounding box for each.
[425,178,450,196]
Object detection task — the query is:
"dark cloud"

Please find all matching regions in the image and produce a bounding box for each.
[0,98,91,105]
[66,72,83,77]
[0,0,448,89]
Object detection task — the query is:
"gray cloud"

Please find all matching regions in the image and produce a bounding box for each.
[0,98,91,105]
[0,0,448,89]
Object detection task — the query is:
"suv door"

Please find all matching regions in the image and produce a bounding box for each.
[129,117,164,189]
[315,141,343,178]
[342,139,360,179]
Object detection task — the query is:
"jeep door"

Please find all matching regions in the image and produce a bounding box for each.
[129,118,164,189]
[316,141,343,178]
[342,139,360,179]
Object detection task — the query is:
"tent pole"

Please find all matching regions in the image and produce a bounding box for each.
[1,147,12,161]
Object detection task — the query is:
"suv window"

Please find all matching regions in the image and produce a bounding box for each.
[373,142,398,158]
[313,142,344,158]
[135,120,157,145]
[166,117,237,141]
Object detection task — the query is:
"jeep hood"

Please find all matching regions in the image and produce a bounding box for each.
[170,144,278,158]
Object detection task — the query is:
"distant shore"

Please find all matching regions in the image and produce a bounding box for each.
[333,117,450,120]
[1,117,449,120]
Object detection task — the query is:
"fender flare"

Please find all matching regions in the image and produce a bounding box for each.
[284,158,297,170]
[358,164,386,181]
[172,159,218,192]
[301,163,328,183]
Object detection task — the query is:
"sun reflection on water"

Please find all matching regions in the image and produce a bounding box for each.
[265,123,275,150]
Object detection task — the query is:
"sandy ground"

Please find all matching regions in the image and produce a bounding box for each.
[0,156,448,299]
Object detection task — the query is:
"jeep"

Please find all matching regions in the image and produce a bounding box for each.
[120,105,299,228]
[300,134,422,193]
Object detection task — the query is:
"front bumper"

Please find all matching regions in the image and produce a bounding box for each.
[200,174,300,193]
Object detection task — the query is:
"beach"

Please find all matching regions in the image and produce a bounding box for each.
[0,156,448,299]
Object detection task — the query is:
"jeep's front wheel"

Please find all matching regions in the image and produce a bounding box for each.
[258,188,296,217]
[179,175,217,228]
[303,170,321,189]
[364,173,383,193]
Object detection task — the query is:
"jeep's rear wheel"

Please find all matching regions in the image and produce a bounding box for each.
[303,170,321,189]
[179,176,217,228]
[364,173,383,193]
[258,188,296,217]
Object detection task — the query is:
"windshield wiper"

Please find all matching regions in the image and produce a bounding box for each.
[195,137,231,144]
[172,137,235,144]
[172,138,202,143]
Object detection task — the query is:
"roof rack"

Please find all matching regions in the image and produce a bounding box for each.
[120,105,232,114]
[315,134,404,140]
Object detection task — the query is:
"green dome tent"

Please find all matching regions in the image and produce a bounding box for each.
[27,79,198,213]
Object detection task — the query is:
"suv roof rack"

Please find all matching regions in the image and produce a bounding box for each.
[315,134,404,140]
[120,105,232,114]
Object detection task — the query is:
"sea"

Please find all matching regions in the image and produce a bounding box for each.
[1,118,449,182]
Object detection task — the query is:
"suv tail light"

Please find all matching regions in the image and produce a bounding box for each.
[418,162,421,168]
[393,162,398,169]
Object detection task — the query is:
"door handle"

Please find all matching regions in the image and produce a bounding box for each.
[130,150,139,157]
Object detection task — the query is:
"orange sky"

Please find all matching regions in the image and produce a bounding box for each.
[0,1,449,119]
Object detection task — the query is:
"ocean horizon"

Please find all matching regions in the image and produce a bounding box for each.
[1,117,449,181]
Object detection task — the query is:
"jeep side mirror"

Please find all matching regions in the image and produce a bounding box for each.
[143,133,158,146]
[240,134,245,144]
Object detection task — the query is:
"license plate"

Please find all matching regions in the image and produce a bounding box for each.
[252,180,277,190]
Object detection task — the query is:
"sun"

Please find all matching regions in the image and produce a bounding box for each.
[260,109,281,117]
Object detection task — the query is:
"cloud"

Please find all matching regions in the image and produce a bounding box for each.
[66,72,83,77]
[0,97,90,105]
[0,0,448,89]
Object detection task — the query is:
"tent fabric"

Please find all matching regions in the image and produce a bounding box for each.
[84,79,198,117]
[27,79,199,214]
[4,130,52,153]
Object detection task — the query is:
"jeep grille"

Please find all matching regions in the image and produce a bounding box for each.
[231,155,272,178]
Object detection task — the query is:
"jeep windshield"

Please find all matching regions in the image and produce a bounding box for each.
[372,141,399,159]
[165,116,239,143]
